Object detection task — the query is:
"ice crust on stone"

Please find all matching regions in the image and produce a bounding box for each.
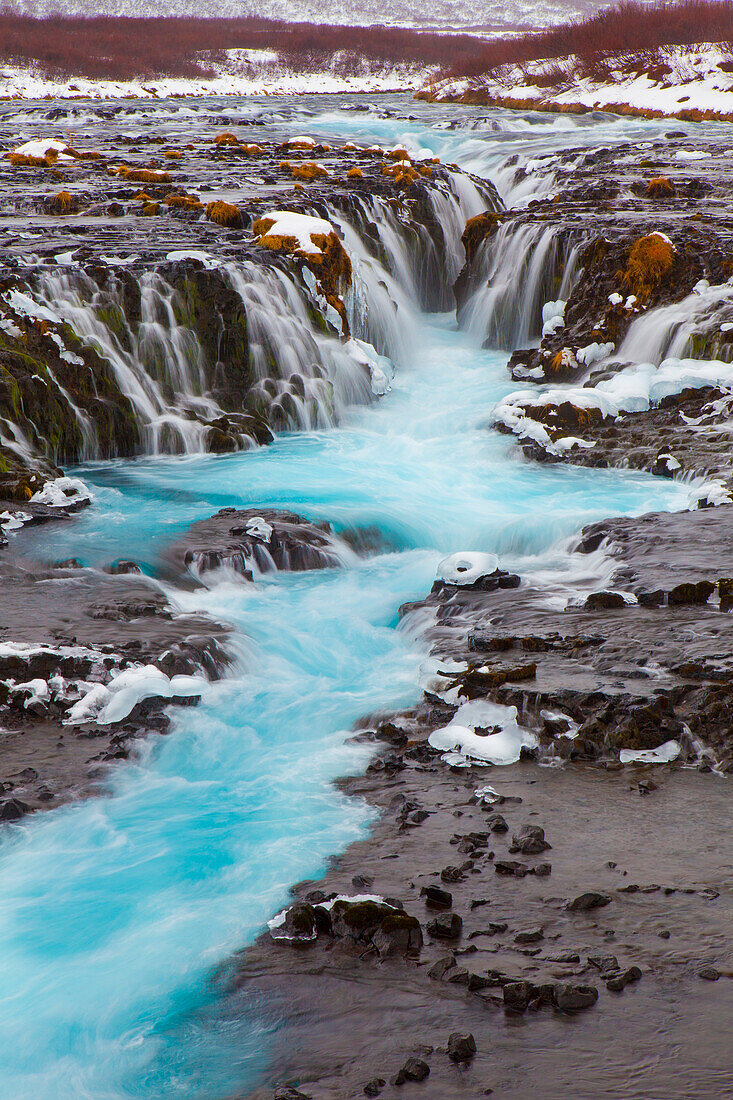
[428,699,537,766]
[245,517,273,542]
[619,740,681,764]
[66,665,208,726]
[437,551,499,586]
[30,476,92,507]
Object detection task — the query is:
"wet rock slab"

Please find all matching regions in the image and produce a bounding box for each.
[166,507,350,581]
[0,556,231,814]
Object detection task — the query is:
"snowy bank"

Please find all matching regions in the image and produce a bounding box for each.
[0,53,432,101]
[419,44,733,120]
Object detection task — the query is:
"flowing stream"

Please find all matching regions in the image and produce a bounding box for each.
[0,95,715,1099]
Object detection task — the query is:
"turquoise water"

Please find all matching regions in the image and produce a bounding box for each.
[0,106,694,1100]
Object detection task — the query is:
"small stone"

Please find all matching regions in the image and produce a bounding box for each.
[515,928,544,944]
[393,1057,430,1085]
[274,1088,312,1100]
[363,1079,386,1097]
[421,885,452,910]
[606,966,642,992]
[553,983,599,1012]
[446,967,470,985]
[568,891,611,911]
[495,860,529,877]
[441,865,465,883]
[448,1032,477,1063]
[532,862,552,877]
[428,955,456,981]
[588,954,619,975]
[510,824,551,855]
[352,873,374,891]
[698,967,720,981]
[427,913,463,940]
[486,813,508,833]
[0,798,30,822]
[503,981,533,1012]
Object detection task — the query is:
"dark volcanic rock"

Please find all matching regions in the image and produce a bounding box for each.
[447,1032,477,1063]
[392,1057,430,1085]
[568,892,612,912]
[426,912,463,940]
[168,508,349,580]
[553,984,599,1012]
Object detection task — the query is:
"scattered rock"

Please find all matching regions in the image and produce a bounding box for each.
[421,885,453,910]
[698,967,721,981]
[426,913,463,940]
[392,1057,430,1086]
[553,983,599,1012]
[568,892,612,911]
[606,966,642,992]
[447,1032,477,1063]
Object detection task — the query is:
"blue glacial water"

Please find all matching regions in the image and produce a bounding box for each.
[0,102,697,1100]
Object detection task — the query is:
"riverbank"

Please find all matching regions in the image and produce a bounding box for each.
[418,43,733,122]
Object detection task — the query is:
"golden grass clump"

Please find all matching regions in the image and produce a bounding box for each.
[164,150,183,160]
[48,190,75,214]
[164,193,202,209]
[214,132,239,145]
[287,139,316,150]
[386,148,411,161]
[646,176,676,198]
[116,167,171,183]
[291,161,329,181]
[620,233,675,300]
[142,202,160,216]
[67,148,102,161]
[205,200,242,228]
[8,149,58,167]
[279,160,292,171]
[241,143,264,154]
[461,211,503,263]
[346,166,363,179]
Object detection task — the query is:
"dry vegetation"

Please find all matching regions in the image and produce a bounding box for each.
[0,2,730,83]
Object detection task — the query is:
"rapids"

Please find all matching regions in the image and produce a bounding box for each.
[0,94,718,1099]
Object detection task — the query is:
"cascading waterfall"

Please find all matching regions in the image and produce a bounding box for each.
[28,269,222,455]
[613,280,733,367]
[223,260,373,430]
[457,222,573,349]
[3,173,493,465]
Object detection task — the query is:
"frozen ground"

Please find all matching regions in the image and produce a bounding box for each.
[423,43,733,118]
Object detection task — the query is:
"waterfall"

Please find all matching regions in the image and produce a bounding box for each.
[458,222,571,349]
[27,271,222,456]
[0,170,497,468]
[613,281,733,367]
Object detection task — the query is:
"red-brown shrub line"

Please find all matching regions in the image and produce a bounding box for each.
[0,0,730,83]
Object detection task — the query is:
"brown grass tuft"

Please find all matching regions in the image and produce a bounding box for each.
[461,211,502,262]
[346,166,363,179]
[621,233,675,299]
[48,189,75,214]
[205,199,242,227]
[291,161,329,181]
[116,166,171,183]
[646,175,676,198]
[213,132,238,145]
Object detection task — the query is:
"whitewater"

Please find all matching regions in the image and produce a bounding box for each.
[0,96,717,1098]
